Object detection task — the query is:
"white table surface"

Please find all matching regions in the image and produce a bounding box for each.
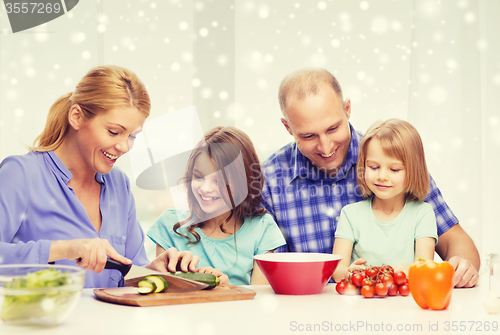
[2,281,499,335]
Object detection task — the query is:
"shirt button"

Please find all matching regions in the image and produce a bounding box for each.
[336,216,339,221]
[332,183,336,187]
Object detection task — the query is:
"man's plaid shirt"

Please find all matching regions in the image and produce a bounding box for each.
[261,123,459,254]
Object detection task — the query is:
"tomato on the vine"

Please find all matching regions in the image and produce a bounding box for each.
[336,281,347,295]
[393,271,407,286]
[351,273,364,287]
[398,283,410,296]
[381,265,394,274]
[387,283,398,296]
[361,285,375,298]
[337,263,411,299]
[380,274,394,287]
[375,283,388,297]
[361,277,374,287]
[365,266,380,278]
[344,283,358,295]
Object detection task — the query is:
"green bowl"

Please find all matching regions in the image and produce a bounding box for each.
[0,264,85,327]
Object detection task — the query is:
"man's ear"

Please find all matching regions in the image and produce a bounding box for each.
[281,117,293,136]
[344,98,351,120]
[68,105,83,130]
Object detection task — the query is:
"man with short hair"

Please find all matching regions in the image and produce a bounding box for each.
[261,67,480,287]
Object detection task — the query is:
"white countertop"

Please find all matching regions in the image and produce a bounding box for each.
[2,282,498,335]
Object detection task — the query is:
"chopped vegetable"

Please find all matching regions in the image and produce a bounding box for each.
[136,276,168,295]
[145,276,168,293]
[170,271,220,289]
[137,278,157,295]
[0,268,80,323]
[135,272,220,295]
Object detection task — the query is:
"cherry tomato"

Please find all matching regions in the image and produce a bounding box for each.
[365,266,380,278]
[361,285,375,298]
[361,278,374,287]
[398,283,410,296]
[387,283,398,296]
[393,271,407,286]
[375,283,388,297]
[335,281,346,295]
[381,265,394,274]
[351,273,364,287]
[380,274,394,287]
[344,283,358,295]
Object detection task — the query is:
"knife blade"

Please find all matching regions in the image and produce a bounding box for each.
[104,259,208,293]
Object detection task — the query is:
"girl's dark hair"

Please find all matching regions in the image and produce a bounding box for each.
[173,126,266,244]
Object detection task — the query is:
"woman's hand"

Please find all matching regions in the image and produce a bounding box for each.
[196,266,230,285]
[50,238,131,273]
[147,247,199,273]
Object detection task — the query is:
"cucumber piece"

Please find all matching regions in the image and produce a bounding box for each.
[144,276,168,293]
[137,286,154,295]
[137,278,157,295]
[170,272,220,289]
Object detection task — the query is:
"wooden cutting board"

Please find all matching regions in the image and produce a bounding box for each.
[93,285,256,307]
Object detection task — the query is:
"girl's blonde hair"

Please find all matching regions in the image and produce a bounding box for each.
[357,119,430,201]
[31,65,150,151]
[174,126,266,244]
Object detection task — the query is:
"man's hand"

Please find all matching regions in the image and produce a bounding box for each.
[448,255,479,288]
[436,224,480,288]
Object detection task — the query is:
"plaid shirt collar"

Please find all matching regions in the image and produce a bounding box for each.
[290,122,362,183]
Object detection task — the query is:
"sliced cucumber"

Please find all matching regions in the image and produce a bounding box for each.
[145,275,168,293]
[137,286,154,295]
[137,278,157,295]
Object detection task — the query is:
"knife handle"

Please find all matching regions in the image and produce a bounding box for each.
[104,259,132,277]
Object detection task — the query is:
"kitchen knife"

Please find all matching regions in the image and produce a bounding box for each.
[105,259,209,293]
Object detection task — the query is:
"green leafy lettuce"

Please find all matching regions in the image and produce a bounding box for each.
[1,268,80,324]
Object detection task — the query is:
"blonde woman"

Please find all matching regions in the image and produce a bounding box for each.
[0,65,197,288]
[332,119,437,282]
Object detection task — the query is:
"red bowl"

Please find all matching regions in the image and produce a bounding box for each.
[254,253,342,295]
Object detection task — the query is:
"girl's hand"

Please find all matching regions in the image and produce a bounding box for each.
[348,258,368,275]
[147,247,199,273]
[196,266,230,285]
[50,238,131,273]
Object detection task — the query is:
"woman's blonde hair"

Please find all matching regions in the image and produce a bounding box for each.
[31,65,150,152]
[174,126,266,244]
[357,119,430,201]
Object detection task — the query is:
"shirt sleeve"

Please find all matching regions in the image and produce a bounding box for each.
[334,207,356,243]
[414,202,439,244]
[254,214,286,255]
[0,156,52,264]
[424,175,459,236]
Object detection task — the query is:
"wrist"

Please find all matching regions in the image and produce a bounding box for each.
[48,240,68,262]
